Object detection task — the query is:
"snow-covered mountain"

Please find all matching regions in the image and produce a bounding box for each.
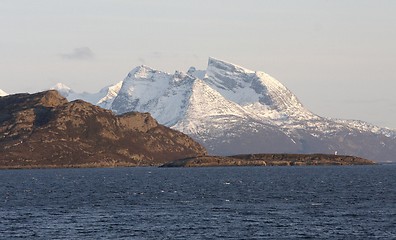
[56,58,396,162]
[0,89,7,97]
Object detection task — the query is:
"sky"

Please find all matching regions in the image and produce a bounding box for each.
[1,0,395,128]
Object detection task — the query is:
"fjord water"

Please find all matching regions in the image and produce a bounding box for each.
[0,165,395,239]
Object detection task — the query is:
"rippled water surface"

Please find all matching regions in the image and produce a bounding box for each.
[0,165,395,239]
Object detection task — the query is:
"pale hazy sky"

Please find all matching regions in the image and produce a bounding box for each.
[1,0,395,128]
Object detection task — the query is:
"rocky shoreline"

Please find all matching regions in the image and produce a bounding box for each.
[0,154,375,170]
[0,153,375,170]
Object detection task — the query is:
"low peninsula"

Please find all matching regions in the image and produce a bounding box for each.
[161,154,375,167]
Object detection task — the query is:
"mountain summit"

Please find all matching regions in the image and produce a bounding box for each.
[59,58,396,162]
[202,58,316,120]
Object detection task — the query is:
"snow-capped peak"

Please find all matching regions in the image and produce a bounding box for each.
[112,66,172,114]
[111,65,198,126]
[127,65,166,80]
[51,83,72,91]
[203,58,314,120]
[0,89,7,96]
[51,83,73,97]
[204,58,259,98]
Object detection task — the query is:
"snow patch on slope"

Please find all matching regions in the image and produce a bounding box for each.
[173,79,251,135]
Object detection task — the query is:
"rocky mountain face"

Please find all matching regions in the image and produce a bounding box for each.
[0,91,206,168]
[54,58,396,162]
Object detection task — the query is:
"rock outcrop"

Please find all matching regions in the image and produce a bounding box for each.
[0,91,207,169]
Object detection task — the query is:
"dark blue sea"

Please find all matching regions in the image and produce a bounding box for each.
[0,165,395,239]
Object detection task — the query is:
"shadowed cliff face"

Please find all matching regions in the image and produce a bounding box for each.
[0,91,207,168]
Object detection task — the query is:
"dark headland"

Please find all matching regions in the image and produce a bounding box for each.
[0,91,375,169]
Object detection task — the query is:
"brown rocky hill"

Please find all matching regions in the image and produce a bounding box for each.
[0,90,207,169]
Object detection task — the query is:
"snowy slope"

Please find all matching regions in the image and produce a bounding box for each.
[173,78,252,135]
[0,89,7,97]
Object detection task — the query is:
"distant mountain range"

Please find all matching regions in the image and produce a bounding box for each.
[3,58,396,162]
[51,82,123,110]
